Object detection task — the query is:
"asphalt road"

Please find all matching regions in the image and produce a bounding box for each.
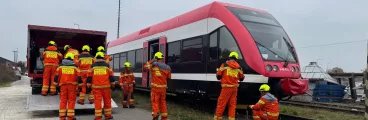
[0,76,152,120]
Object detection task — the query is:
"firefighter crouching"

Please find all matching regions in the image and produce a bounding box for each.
[41,40,63,96]
[250,84,280,120]
[144,52,171,120]
[76,45,94,105]
[119,62,136,108]
[214,52,245,120]
[87,52,116,120]
[95,46,112,64]
[53,53,81,120]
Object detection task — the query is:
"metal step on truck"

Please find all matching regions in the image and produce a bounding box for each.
[26,25,118,111]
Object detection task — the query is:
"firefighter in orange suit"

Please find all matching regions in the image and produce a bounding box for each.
[95,46,112,64]
[214,52,245,120]
[41,41,63,96]
[119,62,136,108]
[64,45,80,62]
[87,52,115,120]
[250,84,280,120]
[53,53,81,120]
[144,52,171,120]
[76,45,94,105]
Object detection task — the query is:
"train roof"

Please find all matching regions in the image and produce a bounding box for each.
[108,1,268,48]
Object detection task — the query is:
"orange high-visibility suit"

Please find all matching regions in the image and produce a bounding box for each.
[42,46,63,95]
[75,52,94,104]
[87,59,115,120]
[144,60,171,120]
[214,60,245,120]
[93,54,112,64]
[119,70,135,107]
[65,48,80,63]
[53,59,81,120]
[250,93,280,120]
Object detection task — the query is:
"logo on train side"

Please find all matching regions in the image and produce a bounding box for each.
[280,68,290,71]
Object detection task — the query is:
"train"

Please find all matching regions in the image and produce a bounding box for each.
[107,1,308,106]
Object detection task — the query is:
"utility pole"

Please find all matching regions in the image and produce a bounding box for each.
[117,0,121,39]
[365,41,368,120]
[12,48,18,63]
[74,23,80,29]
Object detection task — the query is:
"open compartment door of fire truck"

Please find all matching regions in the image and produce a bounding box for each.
[26,25,118,111]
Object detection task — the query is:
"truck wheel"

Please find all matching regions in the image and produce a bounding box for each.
[32,87,42,95]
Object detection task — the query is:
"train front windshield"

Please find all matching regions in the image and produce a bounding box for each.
[227,7,297,63]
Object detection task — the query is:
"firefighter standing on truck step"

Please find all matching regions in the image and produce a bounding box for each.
[214,52,245,120]
[41,40,63,96]
[119,62,136,108]
[87,52,115,120]
[144,52,171,120]
[250,84,280,120]
[95,46,112,64]
[53,53,81,120]
[76,45,94,105]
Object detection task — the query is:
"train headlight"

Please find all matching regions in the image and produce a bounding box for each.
[295,66,299,72]
[291,66,296,72]
[273,65,279,72]
[266,65,272,71]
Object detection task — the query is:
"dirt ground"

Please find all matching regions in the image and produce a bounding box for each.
[0,76,152,120]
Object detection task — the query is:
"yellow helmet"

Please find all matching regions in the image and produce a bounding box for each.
[154,52,164,59]
[64,45,71,51]
[49,41,56,46]
[229,52,239,59]
[95,52,105,58]
[65,53,75,60]
[97,46,105,52]
[82,45,91,52]
[124,62,131,68]
[259,84,270,92]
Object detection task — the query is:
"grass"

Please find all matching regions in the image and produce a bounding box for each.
[0,81,12,88]
[112,90,363,120]
[111,90,214,120]
[280,105,363,120]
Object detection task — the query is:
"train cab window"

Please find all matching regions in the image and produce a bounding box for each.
[219,27,243,59]
[135,49,143,72]
[120,53,127,70]
[167,41,181,63]
[127,50,135,68]
[181,37,202,62]
[113,54,120,72]
[209,31,218,60]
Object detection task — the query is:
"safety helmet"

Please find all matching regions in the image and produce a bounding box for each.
[65,53,75,60]
[97,46,105,52]
[95,52,105,58]
[154,52,164,59]
[64,45,71,51]
[229,52,239,59]
[82,45,91,52]
[259,84,270,92]
[48,41,56,46]
[124,62,131,68]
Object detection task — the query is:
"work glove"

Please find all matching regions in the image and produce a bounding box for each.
[111,86,116,91]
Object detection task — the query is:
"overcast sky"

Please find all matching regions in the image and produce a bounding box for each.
[1,0,367,72]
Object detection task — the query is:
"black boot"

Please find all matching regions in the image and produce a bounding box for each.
[77,101,84,105]
[152,116,159,120]
[129,104,135,108]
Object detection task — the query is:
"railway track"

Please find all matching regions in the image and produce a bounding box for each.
[280,100,364,114]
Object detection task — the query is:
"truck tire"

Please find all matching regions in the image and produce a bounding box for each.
[32,87,42,95]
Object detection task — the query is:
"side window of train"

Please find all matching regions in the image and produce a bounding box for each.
[167,41,181,63]
[120,53,127,71]
[219,27,243,59]
[113,54,120,72]
[127,50,135,69]
[209,31,218,60]
[181,37,203,62]
[135,49,143,72]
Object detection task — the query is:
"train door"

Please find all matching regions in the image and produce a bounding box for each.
[142,37,166,88]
